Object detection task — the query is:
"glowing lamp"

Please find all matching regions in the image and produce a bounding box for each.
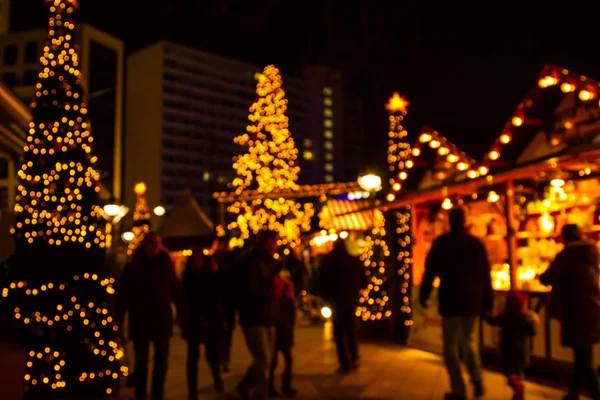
[321,307,332,319]
[579,90,595,101]
[387,193,396,202]
[412,147,421,157]
[441,198,453,210]
[340,231,349,239]
[512,116,523,127]
[103,204,120,218]
[457,162,469,171]
[358,174,382,193]
[134,182,146,195]
[550,178,565,187]
[500,133,512,144]
[392,183,401,191]
[419,133,432,143]
[438,147,450,156]
[385,92,409,113]
[153,206,166,216]
[561,82,576,93]
[399,171,408,180]
[538,76,557,88]
[121,231,135,242]
[488,150,500,160]
[429,139,441,149]
[447,154,459,163]
[487,191,500,203]
[435,171,447,180]
[467,170,479,179]
[406,160,414,168]
[478,166,489,175]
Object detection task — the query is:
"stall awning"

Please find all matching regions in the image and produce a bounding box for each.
[324,199,373,231]
[158,189,215,251]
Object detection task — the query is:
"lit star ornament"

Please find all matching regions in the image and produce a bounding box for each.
[385,92,410,114]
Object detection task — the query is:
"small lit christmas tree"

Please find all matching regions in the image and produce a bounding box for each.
[228,65,313,246]
[358,209,392,321]
[127,182,151,255]
[1,1,126,398]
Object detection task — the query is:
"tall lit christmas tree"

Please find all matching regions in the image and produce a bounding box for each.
[0,1,126,397]
[127,182,151,255]
[228,65,313,246]
[358,209,392,321]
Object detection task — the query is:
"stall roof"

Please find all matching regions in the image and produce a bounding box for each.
[322,199,374,231]
[159,189,215,251]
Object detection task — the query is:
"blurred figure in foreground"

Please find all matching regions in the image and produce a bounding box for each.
[320,239,365,374]
[115,232,187,400]
[181,248,224,399]
[420,207,493,400]
[484,291,538,400]
[540,224,600,400]
[237,231,281,400]
[269,271,297,397]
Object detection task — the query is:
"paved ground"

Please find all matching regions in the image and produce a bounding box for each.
[124,322,573,400]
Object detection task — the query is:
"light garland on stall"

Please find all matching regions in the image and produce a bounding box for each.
[227,65,314,245]
[358,209,392,321]
[127,182,151,255]
[13,0,104,249]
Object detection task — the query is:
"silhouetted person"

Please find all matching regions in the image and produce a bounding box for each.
[420,207,493,400]
[115,232,187,400]
[237,231,281,400]
[484,291,537,400]
[269,273,297,397]
[214,237,237,373]
[181,250,224,399]
[540,224,600,400]
[320,239,366,373]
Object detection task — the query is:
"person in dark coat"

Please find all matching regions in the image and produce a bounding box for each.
[320,239,366,374]
[115,232,187,400]
[181,250,224,399]
[484,291,538,400]
[269,274,297,397]
[540,224,600,400]
[237,230,281,400]
[419,207,493,400]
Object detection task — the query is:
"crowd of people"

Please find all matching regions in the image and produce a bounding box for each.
[112,206,600,400]
[114,230,366,400]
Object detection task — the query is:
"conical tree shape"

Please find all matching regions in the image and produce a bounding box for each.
[127,182,151,256]
[0,2,126,398]
[228,65,313,245]
[358,209,392,321]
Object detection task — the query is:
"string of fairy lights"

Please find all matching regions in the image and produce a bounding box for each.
[227,65,313,246]
[1,0,126,395]
[385,92,413,326]
[128,182,151,255]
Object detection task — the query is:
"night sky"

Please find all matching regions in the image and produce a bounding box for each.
[11,0,600,168]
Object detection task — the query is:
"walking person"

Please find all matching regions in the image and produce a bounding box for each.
[539,224,600,400]
[181,249,224,399]
[115,232,188,400]
[484,291,538,400]
[214,237,238,374]
[419,207,493,400]
[269,272,298,397]
[237,231,281,400]
[320,239,366,374]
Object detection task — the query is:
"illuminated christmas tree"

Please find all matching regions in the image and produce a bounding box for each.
[358,209,392,321]
[228,65,313,246]
[127,182,151,255]
[0,1,126,397]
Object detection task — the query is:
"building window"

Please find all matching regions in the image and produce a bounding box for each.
[323,87,333,96]
[325,153,334,161]
[324,130,334,139]
[324,108,333,117]
[25,42,38,63]
[324,119,333,128]
[23,70,37,85]
[325,174,334,183]
[3,72,16,86]
[303,150,313,160]
[303,138,312,148]
[203,171,211,182]
[324,98,333,107]
[3,45,17,65]
[324,141,333,150]
[325,163,334,172]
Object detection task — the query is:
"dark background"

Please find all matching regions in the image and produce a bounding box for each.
[11,0,600,168]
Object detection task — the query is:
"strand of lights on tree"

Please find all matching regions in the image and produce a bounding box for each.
[13,0,104,249]
[385,92,413,325]
[227,65,313,246]
[128,182,151,255]
[357,209,392,321]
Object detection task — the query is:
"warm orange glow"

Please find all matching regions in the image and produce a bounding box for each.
[447,154,459,163]
[412,147,421,157]
[478,166,489,175]
[500,133,512,144]
[467,170,479,179]
[133,182,146,195]
[561,82,575,93]
[437,147,450,156]
[512,116,523,127]
[429,139,441,149]
[419,133,432,143]
[392,183,401,191]
[385,92,409,113]
[488,150,500,160]
[456,162,469,171]
[579,90,595,101]
[386,193,396,202]
[538,76,557,88]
